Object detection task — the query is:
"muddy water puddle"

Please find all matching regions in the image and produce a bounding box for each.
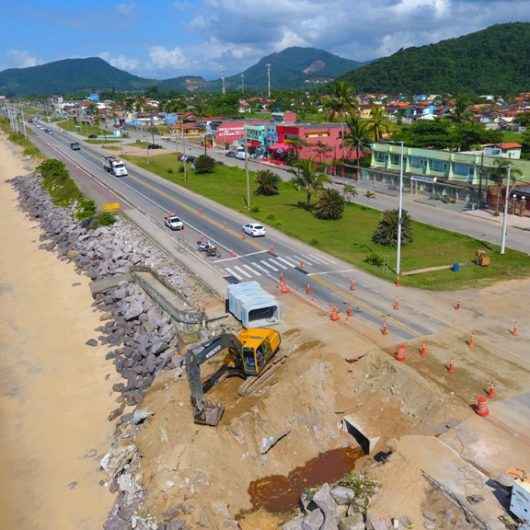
[247,446,363,514]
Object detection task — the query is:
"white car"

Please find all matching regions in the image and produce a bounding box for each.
[243,223,266,237]
[164,215,184,231]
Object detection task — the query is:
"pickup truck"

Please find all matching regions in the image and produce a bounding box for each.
[103,156,128,177]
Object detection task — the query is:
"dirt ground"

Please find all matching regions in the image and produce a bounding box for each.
[0,138,119,530]
[131,274,530,529]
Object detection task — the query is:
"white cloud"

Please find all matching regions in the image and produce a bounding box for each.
[115,1,135,16]
[6,49,40,68]
[148,46,189,69]
[98,52,140,72]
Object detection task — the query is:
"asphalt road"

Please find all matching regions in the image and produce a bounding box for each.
[124,125,530,255]
[28,123,451,340]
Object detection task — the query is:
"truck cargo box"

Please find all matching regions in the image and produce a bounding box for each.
[227,281,280,328]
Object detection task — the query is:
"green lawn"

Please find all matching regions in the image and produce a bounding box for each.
[58,119,109,138]
[123,153,530,290]
[502,130,524,143]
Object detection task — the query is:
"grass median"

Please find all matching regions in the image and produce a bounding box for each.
[123,152,530,290]
[58,119,109,138]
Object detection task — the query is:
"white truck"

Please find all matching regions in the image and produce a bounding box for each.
[103,156,128,177]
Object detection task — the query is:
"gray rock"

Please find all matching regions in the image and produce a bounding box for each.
[313,483,339,530]
[365,513,391,530]
[86,338,98,347]
[302,509,325,530]
[164,521,186,530]
[339,514,365,530]
[132,408,154,425]
[331,486,355,505]
[123,300,144,321]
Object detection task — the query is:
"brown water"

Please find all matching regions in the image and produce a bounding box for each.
[247,446,362,514]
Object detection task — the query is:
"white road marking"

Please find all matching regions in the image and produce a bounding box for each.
[260,260,278,271]
[268,258,288,270]
[234,265,252,278]
[250,262,270,274]
[241,264,261,276]
[311,253,337,265]
[307,268,355,277]
[225,267,243,280]
[292,254,316,265]
[276,256,296,267]
[214,249,268,263]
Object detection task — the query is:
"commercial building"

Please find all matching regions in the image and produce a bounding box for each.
[244,123,277,155]
[270,123,359,163]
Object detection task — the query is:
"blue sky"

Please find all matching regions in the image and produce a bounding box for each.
[1,0,529,79]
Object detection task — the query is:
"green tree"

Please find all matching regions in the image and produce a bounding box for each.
[343,184,358,201]
[289,159,329,208]
[396,120,455,150]
[194,155,215,174]
[368,106,391,142]
[490,159,522,216]
[314,189,345,220]
[521,129,530,160]
[255,170,281,196]
[343,115,371,178]
[285,135,308,160]
[451,94,473,125]
[453,122,502,151]
[373,209,413,247]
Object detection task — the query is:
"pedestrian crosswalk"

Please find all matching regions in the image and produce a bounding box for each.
[223,252,338,281]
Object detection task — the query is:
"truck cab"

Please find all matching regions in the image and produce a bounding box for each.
[103,156,128,177]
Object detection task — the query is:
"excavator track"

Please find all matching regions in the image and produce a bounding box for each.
[238,350,289,396]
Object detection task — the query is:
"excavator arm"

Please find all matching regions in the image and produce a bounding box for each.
[185,333,243,426]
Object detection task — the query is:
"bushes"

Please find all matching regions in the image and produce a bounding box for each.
[76,198,97,220]
[194,155,215,174]
[372,209,413,247]
[255,170,280,196]
[93,212,116,227]
[314,189,345,220]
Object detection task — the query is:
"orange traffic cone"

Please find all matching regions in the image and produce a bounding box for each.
[393,298,400,311]
[350,279,356,291]
[466,333,475,349]
[418,342,428,357]
[395,344,406,362]
[330,307,340,321]
[474,395,490,417]
[299,260,305,270]
[279,278,290,294]
[510,322,519,336]
[486,384,496,399]
[346,306,353,318]
[380,320,389,335]
[446,359,456,374]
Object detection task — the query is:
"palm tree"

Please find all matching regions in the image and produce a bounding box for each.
[315,141,332,164]
[343,115,371,180]
[490,159,522,216]
[288,159,330,208]
[368,106,391,142]
[325,81,358,121]
[343,184,358,201]
[255,170,280,196]
[285,136,308,161]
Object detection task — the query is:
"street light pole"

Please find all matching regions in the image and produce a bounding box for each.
[396,141,404,276]
[500,165,511,255]
[244,128,250,210]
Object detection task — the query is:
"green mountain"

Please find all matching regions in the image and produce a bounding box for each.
[157,75,207,93]
[339,22,530,94]
[219,47,362,91]
[0,57,155,96]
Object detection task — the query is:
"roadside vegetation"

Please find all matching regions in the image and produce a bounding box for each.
[123,152,530,290]
[0,116,43,159]
[58,118,109,138]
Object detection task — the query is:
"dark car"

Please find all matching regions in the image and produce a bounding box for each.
[70,142,81,151]
[147,143,162,150]
[88,134,97,139]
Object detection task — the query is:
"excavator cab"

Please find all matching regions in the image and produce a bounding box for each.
[185,328,281,426]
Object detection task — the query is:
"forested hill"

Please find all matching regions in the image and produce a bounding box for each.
[339,23,530,94]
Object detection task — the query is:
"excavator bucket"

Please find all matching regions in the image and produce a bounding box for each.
[194,400,224,426]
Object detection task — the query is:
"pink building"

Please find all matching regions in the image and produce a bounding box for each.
[270,123,361,163]
[214,120,246,147]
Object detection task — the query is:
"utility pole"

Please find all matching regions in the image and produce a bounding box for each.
[21,106,27,139]
[182,121,188,186]
[221,68,226,95]
[396,141,405,276]
[244,127,250,210]
[266,63,271,98]
[241,73,245,95]
[500,165,511,255]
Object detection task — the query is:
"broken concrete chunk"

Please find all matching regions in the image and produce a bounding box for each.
[281,515,304,530]
[313,483,339,530]
[331,485,356,505]
[259,430,291,455]
[302,509,325,530]
[365,513,392,530]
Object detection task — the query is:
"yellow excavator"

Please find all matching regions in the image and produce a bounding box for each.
[185,328,281,426]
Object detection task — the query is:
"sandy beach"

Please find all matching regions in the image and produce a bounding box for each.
[0,137,117,530]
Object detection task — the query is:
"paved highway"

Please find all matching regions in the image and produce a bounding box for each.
[29,123,452,340]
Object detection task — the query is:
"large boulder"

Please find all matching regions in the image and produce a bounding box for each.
[339,514,365,530]
[302,509,325,530]
[331,486,355,505]
[313,483,339,530]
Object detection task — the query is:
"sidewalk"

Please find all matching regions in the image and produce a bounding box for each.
[464,208,530,230]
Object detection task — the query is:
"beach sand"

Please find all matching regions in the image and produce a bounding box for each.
[0,137,118,530]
